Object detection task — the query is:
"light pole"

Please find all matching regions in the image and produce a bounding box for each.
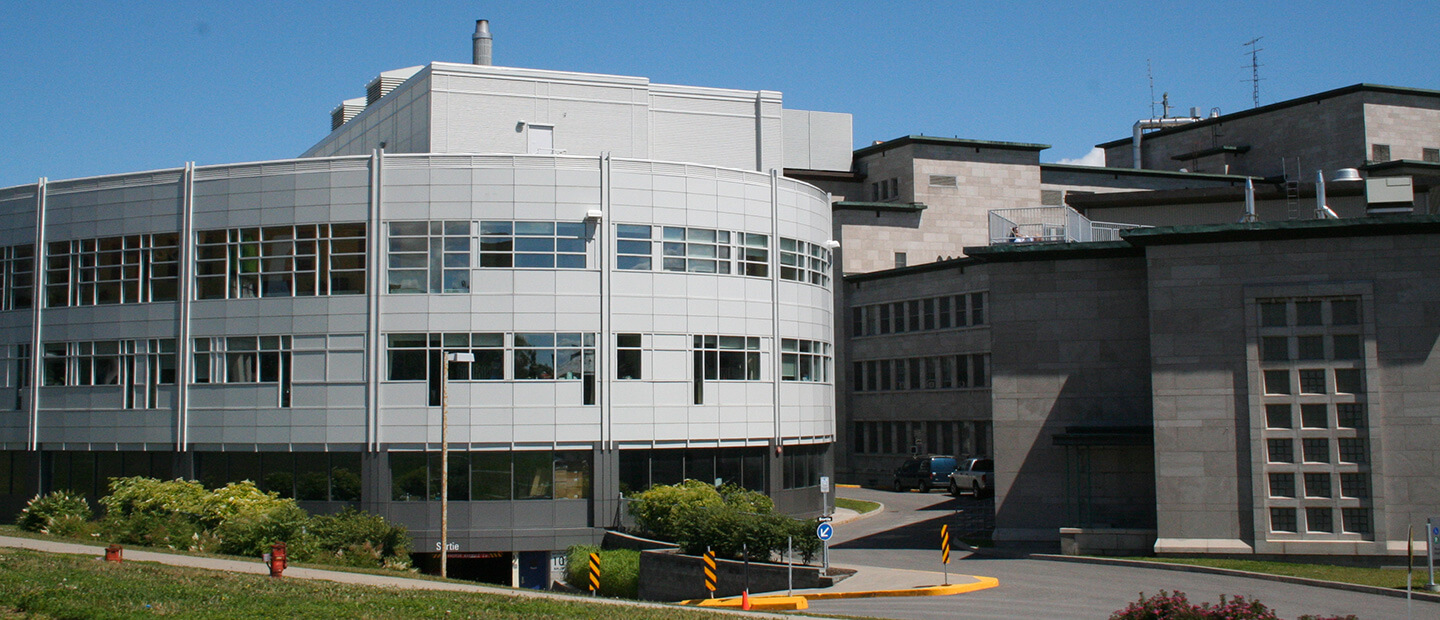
[440,351,474,579]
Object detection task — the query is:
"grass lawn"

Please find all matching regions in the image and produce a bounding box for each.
[0,547,714,619]
[1118,556,1436,590]
[835,497,880,514]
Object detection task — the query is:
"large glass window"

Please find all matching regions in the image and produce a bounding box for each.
[619,225,769,277]
[0,244,34,311]
[387,220,469,294]
[780,338,831,382]
[40,339,175,409]
[47,233,178,307]
[480,221,586,268]
[195,224,364,300]
[778,238,831,287]
[387,450,594,502]
[192,335,292,407]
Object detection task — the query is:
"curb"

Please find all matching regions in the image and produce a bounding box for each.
[831,500,885,526]
[1035,554,1440,604]
[681,575,999,608]
[689,595,811,611]
[801,576,1000,600]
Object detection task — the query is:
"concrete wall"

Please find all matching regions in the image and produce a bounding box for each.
[1148,229,1440,557]
[988,252,1153,544]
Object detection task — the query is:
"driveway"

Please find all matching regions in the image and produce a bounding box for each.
[812,487,1439,620]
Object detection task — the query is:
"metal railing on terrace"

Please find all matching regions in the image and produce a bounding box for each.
[988,206,1148,245]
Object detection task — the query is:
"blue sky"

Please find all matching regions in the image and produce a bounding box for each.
[3,1,1435,188]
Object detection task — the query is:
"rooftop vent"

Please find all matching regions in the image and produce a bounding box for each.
[330,98,366,130]
[365,66,423,105]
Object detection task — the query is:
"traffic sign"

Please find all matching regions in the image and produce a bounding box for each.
[820,476,830,494]
[816,522,833,541]
[817,515,833,523]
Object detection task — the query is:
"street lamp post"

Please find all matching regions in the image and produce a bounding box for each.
[440,351,474,579]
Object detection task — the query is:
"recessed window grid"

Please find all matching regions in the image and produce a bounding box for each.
[0,244,34,310]
[1257,295,1372,540]
[1306,507,1334,533]
[196,224,364,300]
[1268,472,1294,497]
[47,233,179,307]
[387,220,469,294]
[779,238,831,287]
[780,338,831,382]
[480,221,586,269]
[615,225,769,277]
[1270,507,1297,532]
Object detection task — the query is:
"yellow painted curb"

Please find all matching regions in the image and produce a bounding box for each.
[683,595,810,610]
[800,575,999,600]
[835,483,862,488]
[678,576,998,606]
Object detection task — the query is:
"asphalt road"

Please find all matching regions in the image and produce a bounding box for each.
[810,487,1440,620]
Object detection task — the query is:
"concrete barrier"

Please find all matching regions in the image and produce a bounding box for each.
[1059,527,1157,556]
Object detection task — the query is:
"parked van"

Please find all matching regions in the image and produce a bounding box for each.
[891,455,958,492]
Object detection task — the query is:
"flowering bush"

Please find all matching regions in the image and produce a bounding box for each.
[16,491,93,534]
[1111,590,1279,620]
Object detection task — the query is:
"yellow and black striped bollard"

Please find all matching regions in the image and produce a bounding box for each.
[588,552,601,595]
[941,524,951,585]
[703,549,717,597]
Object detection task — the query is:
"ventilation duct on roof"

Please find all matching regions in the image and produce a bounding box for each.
[365,66,423,105]
[330,98,366,130]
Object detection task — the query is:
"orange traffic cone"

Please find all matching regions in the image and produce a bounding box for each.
[741,589,751,611]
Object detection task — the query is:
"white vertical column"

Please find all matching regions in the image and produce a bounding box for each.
[366,149,385,450]
[175,163,196,450]
[769,170,782,453]
[26,179,46,451]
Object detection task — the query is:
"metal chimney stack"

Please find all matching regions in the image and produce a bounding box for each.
[472,20,492,65]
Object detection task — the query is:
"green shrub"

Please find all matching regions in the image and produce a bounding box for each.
[565,545,639,598]
[214,502,315,560]
[99,477,208,522]
[16,491,93,534]
[197,481,293,529]
[629,481,819,562]
[308,508,411,568]
[101,511,206,550]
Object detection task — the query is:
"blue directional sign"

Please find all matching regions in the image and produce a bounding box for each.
[817,522,834,541]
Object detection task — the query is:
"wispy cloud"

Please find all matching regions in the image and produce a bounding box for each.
[1056,147,1106,167]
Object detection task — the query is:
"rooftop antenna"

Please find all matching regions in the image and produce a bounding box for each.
[1147,59,1157,119]
[1243,37,1264,108]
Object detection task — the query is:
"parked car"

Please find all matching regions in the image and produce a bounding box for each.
[892,455,958,492]
[949,457,994,497]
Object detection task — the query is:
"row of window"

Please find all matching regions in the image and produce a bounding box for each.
[851,354,990,392]
[1265,437,1367,464]
[1268,471,1368,500]
[852,292,987,337]
[47,233,180,306]
[1262,368,1363,396]
[850,420,992,458]
[618,446,768,495]
[616,225,770,277]
[780,339,832,383]
[3,221,832,311]
[389,450,592,502]
[41,340,175,410]
[1264,402,1366,430]
[196,224,367,299]
[1270,506,1370,535]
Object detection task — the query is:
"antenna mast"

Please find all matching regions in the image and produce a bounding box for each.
[1243,37,1264,108]
[1147,59,1157,118]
